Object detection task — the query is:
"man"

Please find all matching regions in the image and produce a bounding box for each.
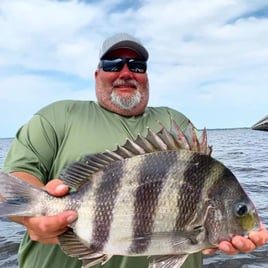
[3,33,267,268]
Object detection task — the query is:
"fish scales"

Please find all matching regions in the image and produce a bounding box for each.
[91,150,220,256]
[129,151,178,254]
[144,151,194,255]
[46,150,232,255]
[91,151,180,255]
[131,151,224,255]
[176,153,219,229]
[90,161,124,251]
[79,150,204,256]
[102,157,139,253]
[70,158,108,252]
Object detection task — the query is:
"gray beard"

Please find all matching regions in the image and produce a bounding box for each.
[110,90,141,110]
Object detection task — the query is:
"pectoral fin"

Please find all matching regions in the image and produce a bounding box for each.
[59,228,112,267]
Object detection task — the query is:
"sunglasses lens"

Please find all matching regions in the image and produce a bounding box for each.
[100,58,147,73]
[128,59,147,73]
[102,59,124,72]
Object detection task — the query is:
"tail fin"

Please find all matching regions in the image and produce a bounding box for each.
[0,171,43,217]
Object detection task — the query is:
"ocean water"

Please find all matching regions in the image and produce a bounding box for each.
[0,138,25,268]
[0,128,267,268]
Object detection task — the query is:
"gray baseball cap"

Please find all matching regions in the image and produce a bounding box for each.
[99,33,149,60]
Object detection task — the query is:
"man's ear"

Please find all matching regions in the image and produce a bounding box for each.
[95,70,99,78]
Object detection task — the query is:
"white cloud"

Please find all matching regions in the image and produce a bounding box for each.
[0,0,268,137]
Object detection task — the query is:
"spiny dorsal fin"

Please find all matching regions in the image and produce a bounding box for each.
[112,119,212,158]
[60,119,212,190]
[170,119,212,155]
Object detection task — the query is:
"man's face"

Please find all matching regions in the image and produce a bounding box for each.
[95,48,149,116]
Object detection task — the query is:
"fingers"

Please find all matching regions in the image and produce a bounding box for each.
[217,241,239,255]
[218,238,256,255]
[202,240,250,255]
[233,236,257,252]
[218,237,255,255]
[248,223,268,246]
[44,179,69,196]
[218,225,268,255]
[22,210,78,244]
[202,248,217,255]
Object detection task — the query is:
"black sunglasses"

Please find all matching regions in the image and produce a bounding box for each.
[99,58,147,73]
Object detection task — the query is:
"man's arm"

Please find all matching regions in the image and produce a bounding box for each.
[8,172,78,245]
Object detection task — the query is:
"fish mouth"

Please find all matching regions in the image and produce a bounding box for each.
[240,211,260,232]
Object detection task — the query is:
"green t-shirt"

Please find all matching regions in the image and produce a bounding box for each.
[3,100,202,268]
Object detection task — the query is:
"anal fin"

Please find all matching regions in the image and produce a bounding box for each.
[148,254,189,268]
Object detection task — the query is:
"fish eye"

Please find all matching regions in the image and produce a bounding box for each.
[234,202,249,217]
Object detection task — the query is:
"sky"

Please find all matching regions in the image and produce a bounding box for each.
[0,0,268,138]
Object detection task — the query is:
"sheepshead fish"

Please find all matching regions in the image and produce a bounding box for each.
[0,120,260,268]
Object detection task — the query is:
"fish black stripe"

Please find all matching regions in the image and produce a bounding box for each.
[175,153,213,230]
[90,161,123,251]
[129,151,177,254]
[207,164,237,198]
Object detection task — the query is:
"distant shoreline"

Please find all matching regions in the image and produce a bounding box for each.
[0,127,256,140]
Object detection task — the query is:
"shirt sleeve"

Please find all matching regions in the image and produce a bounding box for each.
[3,113,59,184]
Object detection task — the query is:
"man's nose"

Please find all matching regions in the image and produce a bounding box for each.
[118,63,134,79]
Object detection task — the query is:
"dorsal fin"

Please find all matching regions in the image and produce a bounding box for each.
[60,119,212,190]
[59,152,124,190]
[112,119,212,158]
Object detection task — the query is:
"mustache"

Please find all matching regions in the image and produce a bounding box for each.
[113,79,138,88]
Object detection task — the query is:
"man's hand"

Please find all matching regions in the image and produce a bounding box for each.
[203,223,268,255]
[10,173,78,245]
[24,179,78,244]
